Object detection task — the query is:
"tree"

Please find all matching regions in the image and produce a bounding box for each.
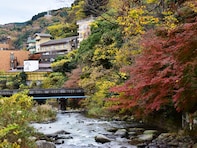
[64,67,82,88]
[51,50,77,73]
[66,0,86,22]
[42,72,66,88]
[83,0,109,16]
[109,20,197,117]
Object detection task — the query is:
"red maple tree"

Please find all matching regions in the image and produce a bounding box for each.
[110,20,197,115]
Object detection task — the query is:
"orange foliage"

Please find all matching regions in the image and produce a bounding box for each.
[64,67,82,88]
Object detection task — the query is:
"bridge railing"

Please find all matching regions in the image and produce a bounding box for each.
[0,88,85,97]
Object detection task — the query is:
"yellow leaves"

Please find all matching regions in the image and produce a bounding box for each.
[47,24,66,38]
[108,0,124,10]
[146,0,158,4]
[51,50,76,69]
[0,139,20,148]
[0,91,33,110]
[119,72,127,80]
[161,11,178,30]
[0,99,4,105]
[1,140,21,148]
[114,35,142,67]
[90,21,98,29]
[117,6,159,36]
[81,66,89,73]
[13,130,20,135]
[70,0,86,20]
[51,59,68,68]
[0,124,19,138]
[96,80,116,92]
[92,45,118,62]
[185,1,197,13]
[10,91,33,109]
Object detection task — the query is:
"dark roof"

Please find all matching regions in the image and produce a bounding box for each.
[40,36,78,46]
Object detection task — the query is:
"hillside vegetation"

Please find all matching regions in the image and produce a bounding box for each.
[1,0,197,132]
[51,0,197,132]
[0,0,85,49]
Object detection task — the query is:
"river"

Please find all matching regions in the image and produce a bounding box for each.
[32,112,137,148]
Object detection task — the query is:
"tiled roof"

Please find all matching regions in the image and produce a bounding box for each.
[40,36,78,46]
[0,44,9,49]
[0,50,30,71]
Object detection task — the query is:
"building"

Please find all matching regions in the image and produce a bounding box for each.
[27,33,52,54]
[39,36,78,63]
[0,50,30,71]
[26,37,36,54]
[77,16,95,44]
[34,33,52,53]
[27,33,78,63]
[27,33,79,73]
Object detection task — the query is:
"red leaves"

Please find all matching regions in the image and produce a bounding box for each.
[109,21,197,115]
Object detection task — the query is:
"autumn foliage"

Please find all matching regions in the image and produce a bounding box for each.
[64,67,82,88]
[110,20,197,115]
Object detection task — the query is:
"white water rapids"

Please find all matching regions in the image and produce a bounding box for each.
[31,112,137,148]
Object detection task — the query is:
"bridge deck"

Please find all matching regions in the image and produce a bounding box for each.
[0,88,85,98]
[33,96,87,100]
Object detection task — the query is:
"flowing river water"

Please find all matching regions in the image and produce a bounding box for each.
[32,112,138,148]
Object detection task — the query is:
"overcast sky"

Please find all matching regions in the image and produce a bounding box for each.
[0,0,74,25]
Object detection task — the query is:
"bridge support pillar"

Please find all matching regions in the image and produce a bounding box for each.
[59,98,67,111]
[36,99,46,105]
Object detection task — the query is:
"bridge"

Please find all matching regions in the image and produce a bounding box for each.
[0,88,85,98]
[0,88,86,110]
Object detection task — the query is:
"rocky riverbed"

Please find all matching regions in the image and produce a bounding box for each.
[31,112,197,148]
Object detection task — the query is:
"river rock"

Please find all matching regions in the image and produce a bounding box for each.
[143,130,158,135]
[106,127,118,132]
[114,129,127,138]
[157,133,173,140]
[129,127,144,133]
[53,130,70,135]
[36,140,56,148]
[95,134,111,143]
[45,130,70,138]
[138,133,154,141]
[28,136,37,141]
[147,132,196,148]
[128,131,137,136]
[54,139,64,145]
[137,129,158,142]
[57,135,73,139]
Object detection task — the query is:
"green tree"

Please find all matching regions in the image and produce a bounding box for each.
[42,72,66,88]
[51,50,77,73]
[47,23,78,39]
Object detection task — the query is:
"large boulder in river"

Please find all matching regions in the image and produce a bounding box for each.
[138,133,154,141]
[53,130,70,135]
[36,140,56,148]
[114,129,127,138]
[95,134,111,143]
[45,130,70,138]
[138,130,158,141]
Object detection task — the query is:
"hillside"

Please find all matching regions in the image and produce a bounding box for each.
[0,6,79,49]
